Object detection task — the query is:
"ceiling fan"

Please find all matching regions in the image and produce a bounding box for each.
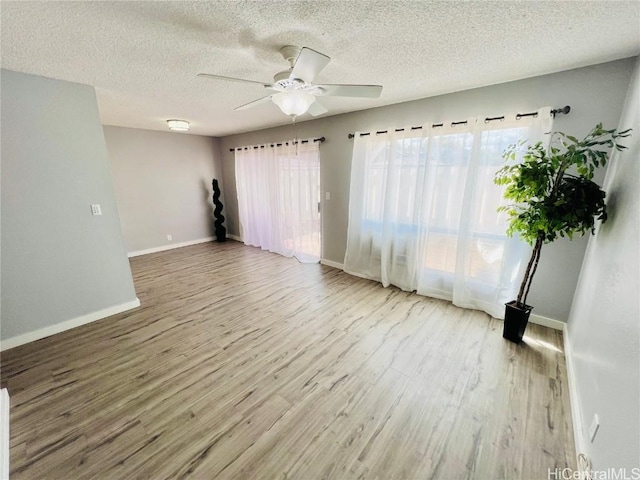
[197,45,383,118]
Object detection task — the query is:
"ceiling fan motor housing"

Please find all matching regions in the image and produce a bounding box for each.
[272,71,325,95]
[273,70,305,88]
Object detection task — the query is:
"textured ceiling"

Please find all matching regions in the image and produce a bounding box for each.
[1,1,639,137]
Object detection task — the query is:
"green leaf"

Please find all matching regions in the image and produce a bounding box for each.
[493,122,630,290]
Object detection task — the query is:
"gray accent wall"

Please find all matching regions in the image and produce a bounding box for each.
[103,126,223,254]
[1,70,138,341]
[219,58,636,322]
[567,59,639,470]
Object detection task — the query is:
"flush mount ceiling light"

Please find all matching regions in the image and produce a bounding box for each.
[166,119,190,132]
[271,91,315,117]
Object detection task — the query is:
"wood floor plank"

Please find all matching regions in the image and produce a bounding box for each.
[1,240,576,479]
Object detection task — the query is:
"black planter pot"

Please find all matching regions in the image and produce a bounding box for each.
[503,300,533,343]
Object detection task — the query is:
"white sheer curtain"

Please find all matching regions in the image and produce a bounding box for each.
[235,140,321,263]
[344,108,553,318]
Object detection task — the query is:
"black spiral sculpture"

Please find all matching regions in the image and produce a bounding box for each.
[212,178,226,242]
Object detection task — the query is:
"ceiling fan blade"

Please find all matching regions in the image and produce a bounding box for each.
[197,73,271,87]
[307,101,328,117]
[291,47,330,84]
[316,84,383,98]
[234,96,273,111]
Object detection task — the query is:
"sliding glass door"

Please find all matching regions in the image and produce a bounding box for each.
[235,140,321,263]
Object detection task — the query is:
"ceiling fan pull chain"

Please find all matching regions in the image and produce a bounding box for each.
[292,115,299,156]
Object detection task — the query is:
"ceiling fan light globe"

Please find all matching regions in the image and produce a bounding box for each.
[272,92,315,116]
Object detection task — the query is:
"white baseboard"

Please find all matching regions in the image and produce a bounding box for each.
[0,389,8,480]
[529,313,565,331]
[227,234,242,242]
[128,237,215,257]
[563,324,585,461]
[0,298,141,351]
[320,259,344,270]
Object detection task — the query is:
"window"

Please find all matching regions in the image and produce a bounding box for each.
[344,109,553,318]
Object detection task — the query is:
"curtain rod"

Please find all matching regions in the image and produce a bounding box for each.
[229,136,325,152]
[346,106,571,139]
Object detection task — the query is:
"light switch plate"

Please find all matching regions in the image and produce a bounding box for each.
[90,204,102,216]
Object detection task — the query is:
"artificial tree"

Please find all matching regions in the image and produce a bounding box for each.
[212,178,226,242]
[494,123,631,342]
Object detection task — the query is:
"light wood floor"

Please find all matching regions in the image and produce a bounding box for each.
[1,241,575,479]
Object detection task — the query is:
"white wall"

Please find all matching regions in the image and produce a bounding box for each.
[566,59,639,470]
[219,58,636,322]
[103,126,224,254]
[1,70,138,344]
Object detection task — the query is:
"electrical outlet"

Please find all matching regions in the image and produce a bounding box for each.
[90,204,102,216]
[167,234,172,241]
[589,414,600,442]
[325,192,331,200]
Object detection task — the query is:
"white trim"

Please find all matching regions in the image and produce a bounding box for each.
[563,324,586,463]
[0,298,140,351]
[128,237,215,257]
[320,259,344,270]
[227,234,242,242]
[0,389,8,480]
[529,313,565,331]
